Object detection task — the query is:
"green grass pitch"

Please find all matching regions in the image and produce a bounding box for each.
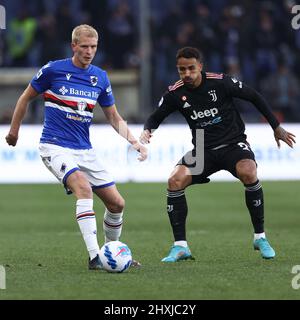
[0,181,299,300]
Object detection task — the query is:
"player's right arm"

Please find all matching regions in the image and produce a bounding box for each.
[5,84,39,146]
[6,61,53,147]
[140,93,176,144]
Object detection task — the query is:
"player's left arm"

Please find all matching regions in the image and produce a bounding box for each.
[102,104,147,161]
[224,76,296,148]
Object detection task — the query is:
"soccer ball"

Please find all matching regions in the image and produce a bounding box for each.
[99,241,132,273]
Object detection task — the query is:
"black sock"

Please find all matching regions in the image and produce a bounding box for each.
[167,189,188,241]
[244,180,264,233]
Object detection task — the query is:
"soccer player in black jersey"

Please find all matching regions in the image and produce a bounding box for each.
[140,47,296,261]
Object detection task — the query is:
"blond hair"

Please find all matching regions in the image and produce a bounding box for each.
[71,24,98,44]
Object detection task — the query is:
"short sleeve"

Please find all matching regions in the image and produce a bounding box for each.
[97,72,115,107]
[30,62,53,93]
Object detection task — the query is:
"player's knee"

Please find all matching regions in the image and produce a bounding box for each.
[168,175,185,191]
[107,197,125,213]
[236,161,257,184]
[67,172,92,198]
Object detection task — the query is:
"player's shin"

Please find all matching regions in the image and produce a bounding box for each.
[103,208,123,243]
[167,190,188,243]
[244,180,265,235]
[76,199,100,260]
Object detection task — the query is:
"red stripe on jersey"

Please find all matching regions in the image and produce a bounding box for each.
[206,75,223,78]
[169,80,184,88]
[168,80,184,91]
[206,72,223,79]
[43,92,95,110]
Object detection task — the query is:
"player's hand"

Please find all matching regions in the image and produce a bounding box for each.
[5,132,18,146]
[132,142,148,161]
[139,129,152,144]
[274,126,296,149]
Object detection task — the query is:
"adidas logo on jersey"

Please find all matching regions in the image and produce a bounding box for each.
[183,102,191,109]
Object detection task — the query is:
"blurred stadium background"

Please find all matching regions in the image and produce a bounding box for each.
[0,0,300,183]
[1,0,300,124]
[0,0,300,300]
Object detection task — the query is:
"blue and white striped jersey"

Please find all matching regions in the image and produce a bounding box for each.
[31,58,115,149]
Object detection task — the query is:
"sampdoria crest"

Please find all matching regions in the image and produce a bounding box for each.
[90,76,98,86]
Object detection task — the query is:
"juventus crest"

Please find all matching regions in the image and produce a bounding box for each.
[208,90,217,102]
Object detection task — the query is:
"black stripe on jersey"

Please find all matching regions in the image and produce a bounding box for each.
[44,96,94,113]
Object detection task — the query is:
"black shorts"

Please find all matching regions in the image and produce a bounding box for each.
[178,141,256,185]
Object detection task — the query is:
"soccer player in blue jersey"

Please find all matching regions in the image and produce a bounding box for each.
[6,24,147,270]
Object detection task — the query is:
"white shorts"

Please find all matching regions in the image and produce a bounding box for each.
[39,143,115,194]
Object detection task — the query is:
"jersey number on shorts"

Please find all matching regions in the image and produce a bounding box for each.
[238,142,251,152]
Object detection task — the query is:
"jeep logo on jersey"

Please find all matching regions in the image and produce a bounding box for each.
[190,108,219,120]
[77,100,87,111]
[90,76,98,86]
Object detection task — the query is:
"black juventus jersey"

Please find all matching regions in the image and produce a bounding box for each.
[144,72,280,149]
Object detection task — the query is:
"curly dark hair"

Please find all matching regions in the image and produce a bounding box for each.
[176,47,203,63]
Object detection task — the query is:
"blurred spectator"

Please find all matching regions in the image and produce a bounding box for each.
[219,4,243,69]
[260,62,300,122]
[35,14,64,65]
[254,8,278,77]
[106,0,136,69]
[55,0,78,58]
[193,3,221,72]
[6,6,37,66]
[81,0,109,30]
[0,31,4,65]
